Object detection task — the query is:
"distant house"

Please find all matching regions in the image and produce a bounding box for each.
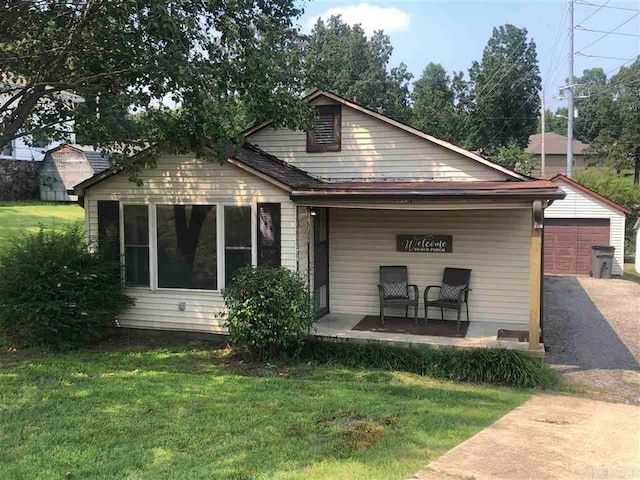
[40,144,109,202]
[526,133,590,178]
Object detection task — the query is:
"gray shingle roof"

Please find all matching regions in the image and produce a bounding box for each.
[222,142,322,189]
[70,144,110,172]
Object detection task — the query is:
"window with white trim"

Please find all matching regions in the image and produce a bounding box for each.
[123,205,150,287]
[224,205,252,285]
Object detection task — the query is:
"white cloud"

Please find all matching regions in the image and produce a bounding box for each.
[306,3,410,36]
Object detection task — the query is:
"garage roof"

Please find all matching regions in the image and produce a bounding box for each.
[551,174,631,215]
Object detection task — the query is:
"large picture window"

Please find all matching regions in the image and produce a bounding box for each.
[123,205,150,287]
[156,205,218,290]
[224,205,252,285]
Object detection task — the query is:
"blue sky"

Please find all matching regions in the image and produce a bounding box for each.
[298,0,640,109]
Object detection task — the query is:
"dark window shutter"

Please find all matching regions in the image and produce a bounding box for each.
[97,200,120,260]
[257,203,281,267]
[306,105,341,152]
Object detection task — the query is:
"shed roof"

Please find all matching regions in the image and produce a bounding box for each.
[527,133,588,155]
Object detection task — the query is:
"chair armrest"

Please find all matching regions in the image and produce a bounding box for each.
[377,284,385,299]
[423,285,441,302]
[407,284,419,299]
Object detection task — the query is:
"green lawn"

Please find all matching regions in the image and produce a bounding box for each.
[0,344,529,480]
[623,263,639,283]
[0,201,84,247]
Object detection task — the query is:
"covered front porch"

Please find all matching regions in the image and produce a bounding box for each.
[312,313,536,353]
[293,184,560,356]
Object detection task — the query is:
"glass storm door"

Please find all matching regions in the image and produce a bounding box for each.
[314,208,329,318]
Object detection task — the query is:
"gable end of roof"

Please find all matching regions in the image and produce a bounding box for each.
[551,174,631,215]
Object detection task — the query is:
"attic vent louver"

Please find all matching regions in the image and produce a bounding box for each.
[307,105,341,153]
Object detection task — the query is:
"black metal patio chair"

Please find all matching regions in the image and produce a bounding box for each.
[424,268,472,331]
[377,266,419,326]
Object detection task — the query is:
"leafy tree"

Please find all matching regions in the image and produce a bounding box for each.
[304,16,412,122]
[586,60,640,184]
[575,169,640,252]
[0,0,309,179]
[571,68,619,144]
[537,108,567,136]
[411,63,461,143]
[467,24,541,154]
[491,142,534,175]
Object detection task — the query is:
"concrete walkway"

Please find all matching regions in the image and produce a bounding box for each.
[412,395,640,480]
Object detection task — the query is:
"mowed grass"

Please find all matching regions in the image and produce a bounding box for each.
[623,263,639,283]
[0,344,530,480]
[0,201,84,247]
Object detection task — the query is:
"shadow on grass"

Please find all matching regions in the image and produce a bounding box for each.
[0,343,528,480]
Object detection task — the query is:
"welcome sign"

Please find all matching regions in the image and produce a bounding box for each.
[397,234,453,253]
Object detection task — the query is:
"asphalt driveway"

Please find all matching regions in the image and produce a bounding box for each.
[544,276,640,404]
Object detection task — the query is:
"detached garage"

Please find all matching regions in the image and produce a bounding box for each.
[544,174,630,276]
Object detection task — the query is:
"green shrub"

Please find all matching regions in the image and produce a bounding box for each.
[299,342,559,388]
[0,224,134,351]
[222,266,315,360]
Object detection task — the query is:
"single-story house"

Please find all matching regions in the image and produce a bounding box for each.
[74,90,566,354]
[544,174,629,276]
[41,144,109,202]
[526,133,590,178]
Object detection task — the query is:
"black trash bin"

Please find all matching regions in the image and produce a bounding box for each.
[590,245,615,278]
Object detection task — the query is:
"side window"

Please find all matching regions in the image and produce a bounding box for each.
[224,205,252,285]
[123,205,150,287]
[306,105,341,153]
[257,203,281,267]
[97,200,120,261]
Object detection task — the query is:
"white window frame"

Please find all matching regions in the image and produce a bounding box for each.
[120,202,153,290]
[0,139,15,159]
[119,201,257,293]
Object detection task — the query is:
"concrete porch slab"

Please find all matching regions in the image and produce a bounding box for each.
[311,313,541,353]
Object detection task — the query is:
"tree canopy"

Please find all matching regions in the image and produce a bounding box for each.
[411,63,464,144]
[303,16,412,123]
[0,0,309,178]
[466,24,541,154]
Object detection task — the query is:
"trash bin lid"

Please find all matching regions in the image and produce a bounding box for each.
[591,245,615,252]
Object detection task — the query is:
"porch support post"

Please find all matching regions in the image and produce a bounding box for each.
[529,201,543,351]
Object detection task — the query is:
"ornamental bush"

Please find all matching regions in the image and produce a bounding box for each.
[299,342,559,388]
[222,266,315,360]
[0,224,134,351]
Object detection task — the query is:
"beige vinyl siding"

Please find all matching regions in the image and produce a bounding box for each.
[328,207,533,324]
[545,180,625,275]
[85,154,296,333]
[249,103,510,182]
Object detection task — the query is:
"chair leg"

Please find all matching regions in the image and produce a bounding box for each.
[424,304,428,326]
[440,307,444,321]
[414,303,418,326]
[456,308,461,331]
[380,304,385,326]
[405,305,408,319]
[466,302,470,322]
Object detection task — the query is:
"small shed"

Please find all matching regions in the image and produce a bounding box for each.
[40,145,109,202]
[544,174,630,276]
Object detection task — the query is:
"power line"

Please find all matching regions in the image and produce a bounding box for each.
[575,0,611,25]
[474,35,529,99]
[574,0,640,13]
[575,26,640,37]
[605,57,638,75]
[544,1,570,91]
[575,11,640,53]
[576,52,636,61]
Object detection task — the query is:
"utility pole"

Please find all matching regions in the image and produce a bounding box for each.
[567,0,575,178]
[541,89,546,178]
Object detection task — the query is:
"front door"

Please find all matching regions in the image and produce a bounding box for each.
[314,208,329,318]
